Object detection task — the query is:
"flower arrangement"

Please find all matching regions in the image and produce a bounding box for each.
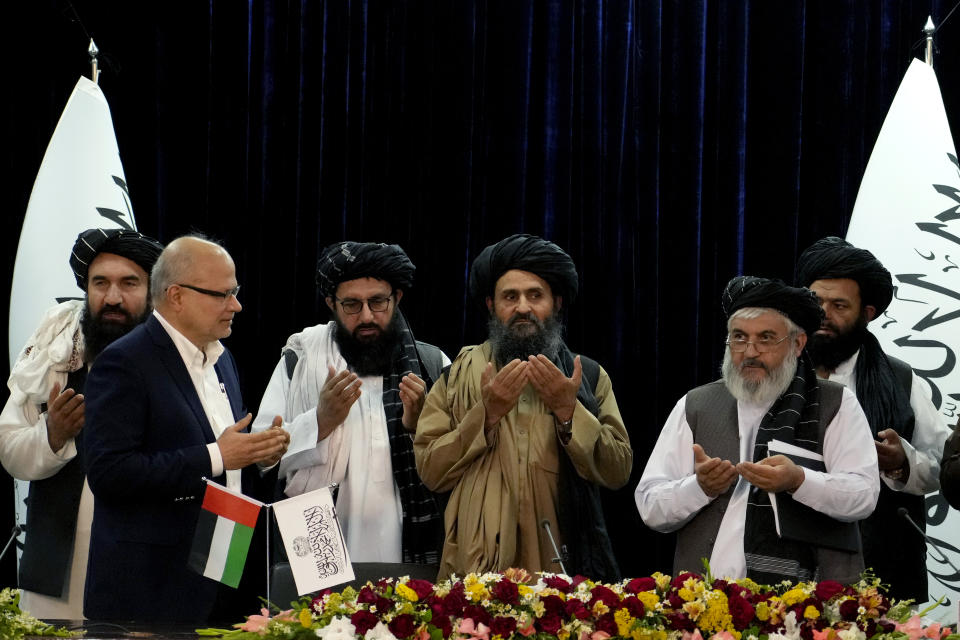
[0,589,80,640]
[198,570,958,640]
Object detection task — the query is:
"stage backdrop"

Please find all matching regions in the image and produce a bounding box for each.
[3,0,960,592]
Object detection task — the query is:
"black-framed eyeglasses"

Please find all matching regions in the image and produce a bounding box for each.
[335,294,393,315]
[725,335,789,353]
[176,283,241,299]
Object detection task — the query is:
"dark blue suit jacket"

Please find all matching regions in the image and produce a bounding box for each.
[83,315,251,623]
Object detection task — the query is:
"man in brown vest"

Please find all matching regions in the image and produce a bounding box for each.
[635,276,880,584]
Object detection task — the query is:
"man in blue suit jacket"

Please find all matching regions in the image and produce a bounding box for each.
[82,236,289,623]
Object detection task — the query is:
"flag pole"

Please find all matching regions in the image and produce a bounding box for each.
[266,506,272,608]
[88,38,100,84]
[924,16,935,67]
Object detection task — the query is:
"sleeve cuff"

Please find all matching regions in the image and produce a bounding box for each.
[208,442,225,477]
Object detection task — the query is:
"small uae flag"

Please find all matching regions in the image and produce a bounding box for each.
[188,480,262,588]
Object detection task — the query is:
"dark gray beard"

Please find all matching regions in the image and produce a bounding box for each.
[81,301,148,362]
[333,310,401,376]
[487,312,563,366]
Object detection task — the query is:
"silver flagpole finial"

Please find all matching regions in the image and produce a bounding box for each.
[924,16,935,67]
[88,38,100,84]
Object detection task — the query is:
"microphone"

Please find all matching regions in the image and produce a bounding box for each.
[541,519,568,575]
[0,524,24,563]
[897,507,960,575]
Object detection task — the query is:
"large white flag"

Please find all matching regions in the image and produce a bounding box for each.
[8,76,137,368]
[847,58,960,612]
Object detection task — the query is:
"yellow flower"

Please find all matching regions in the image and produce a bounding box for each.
[653,572,672,591]
[678,588,696,602]
[299,607,313,628]
[755,602,770,622]
[466,582,489,602]
[803,605,820,620]
[637,592,660,611]
[615,608,636,636]
[558,628,570,640]
[396,584,419,602]
[697,591,733,636]
[518,585,534,598]
[592,601,610,616]
[682,600,705,621]
[781,588,808,607]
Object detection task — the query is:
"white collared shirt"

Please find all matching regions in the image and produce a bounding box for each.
[153,310,241,491]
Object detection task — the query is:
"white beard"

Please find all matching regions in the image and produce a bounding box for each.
[721,348,798,407]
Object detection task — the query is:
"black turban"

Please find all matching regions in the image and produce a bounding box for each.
[796,236,893,315]
[468,234,579,303]
[722,275,823,336]
[316,241,415,297]
[70,228,164,290]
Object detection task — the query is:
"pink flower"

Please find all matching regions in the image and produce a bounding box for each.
[812,629,834,640]
[517,622,536,637]
[235,608,294,634]
[459,618,491,640]
[895,616,926,640]
[681,630,704,640]
[710,632,737,640]
[416,627,431,640]
[590,633,611,640]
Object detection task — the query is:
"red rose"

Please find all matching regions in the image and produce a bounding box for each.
[668,592,685,609]
[625,577,657,594]
[840,600,860,622]
[491,616,517,637]
[570,575,589,589]
[671,572,700,589]
[351,611,380,636]
[537,614,562,635]
[622,596,645,619]
[541,595,567,618]
[406,579,435,600]
[595,612,618,636]
[376,597,395,614]
[544,576,573,593]
[814,581,844,601]
[463,604,493,627]
[666,613,696,632]
[388,614,416,638]
[492,579,520,606]
[358,586,379,604]
[442,584,468,616]
[728,594,755,630]
[432,614,453,638]
[589,585,621,609]
[565,598,590,620]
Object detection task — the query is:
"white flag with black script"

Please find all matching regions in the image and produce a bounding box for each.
[9,75,137,368]
[273,487,354,595]
[847,57,960,611]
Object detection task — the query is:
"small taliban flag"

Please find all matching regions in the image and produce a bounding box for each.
[189,481,263,588]
[273,486,354,595]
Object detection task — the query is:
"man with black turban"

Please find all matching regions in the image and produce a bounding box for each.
[797,236,950,601]
[415,234,632,581]
[253,241,449,565]
[636,276,879,584]
[0,227,163,618]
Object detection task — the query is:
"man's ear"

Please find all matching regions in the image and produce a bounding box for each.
[325,296,335,312]
[863,304,877,323]
[795,331,808,355]
[394,289,404,304]
[555,295,563,312]
[486,297,493,313]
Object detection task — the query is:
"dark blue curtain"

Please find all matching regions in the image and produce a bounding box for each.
[3,0,959,582]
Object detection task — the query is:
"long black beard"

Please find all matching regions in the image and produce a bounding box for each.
[81,302,148,362]
[333,311,402,376]
[807,321,869,372]
[488,312,563,367]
